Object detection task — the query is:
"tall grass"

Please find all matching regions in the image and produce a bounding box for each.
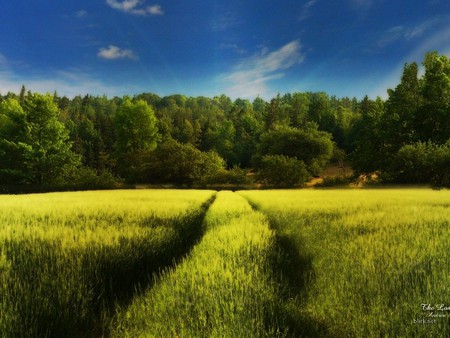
[111,191,288,337]
[240,189,450,337]
[0,189,215,337]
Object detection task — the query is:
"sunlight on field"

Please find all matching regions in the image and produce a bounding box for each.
[1,188,449,337]
[111,191,286,337]
[0,189,215,337]
[239,189,450,337]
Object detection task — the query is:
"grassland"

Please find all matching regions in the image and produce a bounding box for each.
[1,188,449,337]
[0,189,215,337]
[110,191,287,337]
[239,189,450,337]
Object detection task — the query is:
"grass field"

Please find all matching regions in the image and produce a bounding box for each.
[239,189,450,337]
[0,189,215,337]
[1,188,449,337]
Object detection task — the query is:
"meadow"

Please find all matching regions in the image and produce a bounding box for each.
[0,189,215,337]
[1,188,449,337]
[240,189,450,337]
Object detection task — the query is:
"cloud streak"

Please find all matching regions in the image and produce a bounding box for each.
[376,19,437,48]
[98,45,137,60]
[0,68,124,98]
[220,40,305,99]
[299,0,318,22]
[106,0,163,16]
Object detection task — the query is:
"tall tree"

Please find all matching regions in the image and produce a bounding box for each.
[114,98,159,181]
[0,94,79,186]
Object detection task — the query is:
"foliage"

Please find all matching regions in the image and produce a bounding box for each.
[0,94,80,187]
[256,155,310,187]
[3,51,450,188]
[390,140,450,187]
[114,98,159,181]
[258,124,334,176]
[144,139,225,185]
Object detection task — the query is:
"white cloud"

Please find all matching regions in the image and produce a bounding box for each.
[299,0,318,22]
[376,19,438,48]
[219,40,305,99]
[106,0,163,16]
[76,9,88,18]
[211,12,241,32]
[0,68,124,98]
[98,45,137,60]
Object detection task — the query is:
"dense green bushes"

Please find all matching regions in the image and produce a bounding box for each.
[389,140,450,187]
[256,155,310,187]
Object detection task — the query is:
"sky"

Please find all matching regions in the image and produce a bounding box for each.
[1,0,450,101]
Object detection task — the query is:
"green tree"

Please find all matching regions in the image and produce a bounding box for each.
[144,139,225,185]
[418,52,450,143]
[114,98,159,181]
[258,123,334,175]
[0,94,80,187]
[256,155,309,187]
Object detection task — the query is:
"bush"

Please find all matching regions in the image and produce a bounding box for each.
[256,155,310,187]
[144,139,226,185]
[205,166,252,185]
[390,140,450,187]
[60,167,121,190]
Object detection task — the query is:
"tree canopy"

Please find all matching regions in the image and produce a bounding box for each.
[1,51,450,190]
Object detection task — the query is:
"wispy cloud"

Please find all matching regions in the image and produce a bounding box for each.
[220,40,305,99]
[0,68,124,98]
[299,0,318,22]
[376,19,437,48]
[98,45,137,60]
[211,12,241,32]
[106,0,163,16]
[76,9,88,18]
[219,43,247,55]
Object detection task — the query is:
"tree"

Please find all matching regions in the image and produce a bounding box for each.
[114,98,159,181]
[114,98,159,155]
[0,98,29,184]
[417,52,450,143]
[258,123,334,175]
[256,155,309,187]
[144,139,225,185]
[0,94,80,187]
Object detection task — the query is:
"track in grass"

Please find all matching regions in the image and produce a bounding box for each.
[0,189,215,338]
[110,191,290,337]
[239,189,450,337]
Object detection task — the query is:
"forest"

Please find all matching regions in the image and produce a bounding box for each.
[1,51,450,192]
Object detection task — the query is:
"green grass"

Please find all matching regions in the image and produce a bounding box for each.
[239,189,450,337]
[2,188,449,337]
[0,189,215,337]
[110,191,288,337]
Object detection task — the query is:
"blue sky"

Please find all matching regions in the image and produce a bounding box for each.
[1,0,450,100]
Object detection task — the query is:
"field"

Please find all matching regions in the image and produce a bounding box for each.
[1,188,449,337]
[0,190,215,337]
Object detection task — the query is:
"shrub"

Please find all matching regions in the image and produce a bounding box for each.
[256,155,310,187]
[390,139,450,187]
[144,139,226,185]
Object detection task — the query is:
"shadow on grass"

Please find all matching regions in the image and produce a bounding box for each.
[0,195,217,338]
[271,231,334,338]
[95,194,217,337]
[245,200,334,337]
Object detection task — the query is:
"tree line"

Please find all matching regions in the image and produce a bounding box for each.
[1,51,449,191]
